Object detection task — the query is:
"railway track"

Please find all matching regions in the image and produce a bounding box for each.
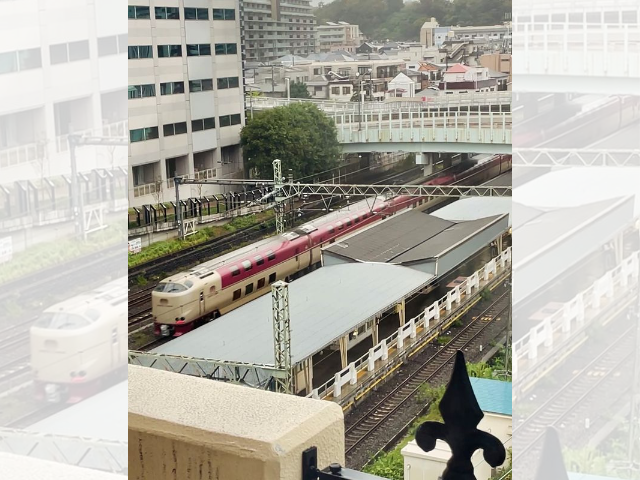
[128,166,424,284]
[512,323,636,480]
[344,290,510,467]
[3,404,67,429]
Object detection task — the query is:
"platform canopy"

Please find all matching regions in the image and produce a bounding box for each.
[513,196,635,306]
[323,209,508,277]
[154,263,433,366]
[27,381,127,442]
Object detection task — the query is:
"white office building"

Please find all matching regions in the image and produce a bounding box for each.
[128,0,245,207]
[0,0,128,188]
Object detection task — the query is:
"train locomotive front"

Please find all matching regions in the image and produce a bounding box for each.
[30,279,127,403]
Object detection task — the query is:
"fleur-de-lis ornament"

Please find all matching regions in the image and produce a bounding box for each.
[415,350,506,480]
[534,427,569,480]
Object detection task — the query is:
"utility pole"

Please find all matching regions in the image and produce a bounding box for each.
[68,134,85,239]
[272,280,292,394]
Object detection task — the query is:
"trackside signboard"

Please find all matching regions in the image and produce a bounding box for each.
[0,237,12,264]
[128,238,142,254]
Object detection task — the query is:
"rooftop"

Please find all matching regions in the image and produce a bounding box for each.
[154,263,433,366]
[469,377,512,416]
[324,208,505,265]
[27,381,127,441]
[431,197,512,226]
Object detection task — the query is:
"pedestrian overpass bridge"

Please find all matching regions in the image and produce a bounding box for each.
[514,1,640,95]
[249,95,512,154]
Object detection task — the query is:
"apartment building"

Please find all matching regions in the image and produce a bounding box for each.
[128,0,245,208]
[317,21,363,53]
[0,0,127,186]
[243,0,317,63]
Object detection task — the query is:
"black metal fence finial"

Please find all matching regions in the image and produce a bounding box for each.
[414,350,506,480]
[534,427,569,480]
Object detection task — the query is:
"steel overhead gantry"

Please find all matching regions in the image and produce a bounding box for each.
[514,149,640,167]
[0,428,127,475]
[175,159,512,238]
[67,134,127,239]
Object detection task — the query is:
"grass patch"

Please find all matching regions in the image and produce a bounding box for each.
[0,224,125,287]
[437,335,451,345]
[128,211,275,268]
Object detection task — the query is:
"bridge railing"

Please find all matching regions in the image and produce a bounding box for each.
[513,250,639,384]
[513,21,640,78]
[248,91,511,114]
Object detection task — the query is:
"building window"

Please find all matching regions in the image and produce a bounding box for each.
[128,84,156,99]
[160,81,185,95]
[214,43,238,55]
[189,79,214,92]
[128,45,153,59]
[187,44,211,56]
[98,36,118,56]
[216,77,240,89]
[50,40,89,64]
[184,7,208,20]
[191,117,215,132]
[0,48,42,75]
[128,6,150,19]
[213,8,235,20]
[129,126,159,143]
[155,7,179,19]
[163,122,188,137]
[219,114,242,127]
[157,45,182,58]
[331,87,340,95]
[342,86,350,94]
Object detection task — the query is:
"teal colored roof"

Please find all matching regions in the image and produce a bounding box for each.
[469,377,512,416]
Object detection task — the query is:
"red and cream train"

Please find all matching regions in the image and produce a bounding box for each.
[152,155,511,336]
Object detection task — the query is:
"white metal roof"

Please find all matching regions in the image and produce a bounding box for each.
[153,263,434,365]
[514,167,640,215]
[432,197,513,226]
[27,381,127,442]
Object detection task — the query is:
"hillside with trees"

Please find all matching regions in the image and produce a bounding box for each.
[315,0,511,42]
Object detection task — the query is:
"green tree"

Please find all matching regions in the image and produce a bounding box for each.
[241,103,341,179]
[289,80,311,99]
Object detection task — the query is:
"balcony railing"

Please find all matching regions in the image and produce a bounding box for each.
[133,183,157,198]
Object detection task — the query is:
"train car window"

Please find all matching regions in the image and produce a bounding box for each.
[242,260,252,271]
[355,216,360,223]
[269,272,276,283]
[336,221,343,230]
[184,280,194,288]
[346,219,352,226]
[33,312,90,330]
[233,289,241,300]
[267,251,276,261]
[209,286,217,294]
[154,282,187,293]
[257,278,266,289]
[245,283,254,295]
[230,266,240,276]
[255,255,264,265]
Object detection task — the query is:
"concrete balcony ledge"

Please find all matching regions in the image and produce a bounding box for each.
[0,453,122,479]
[128,365,345,480]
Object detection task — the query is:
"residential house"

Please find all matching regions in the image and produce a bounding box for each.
[402,378,512,480]
[387,72,416,98]
[440,63,498,92]
[306,73,353,101]
[480,53,512,82]
[420,18,440,48]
